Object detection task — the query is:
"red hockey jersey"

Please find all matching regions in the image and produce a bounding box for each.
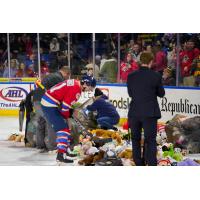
[41,79,81,119]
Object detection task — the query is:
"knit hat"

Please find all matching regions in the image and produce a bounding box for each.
[94,88,103,97]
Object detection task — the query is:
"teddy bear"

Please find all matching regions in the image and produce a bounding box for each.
[8,134,25,142]
[15,134,24,142]
[90,129,122,145]
[8,133,18,141]
[118,148,133,159]
[78,150,105,166]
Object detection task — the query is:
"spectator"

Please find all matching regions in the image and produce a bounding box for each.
[0,64,4,77]
[162,67,176,86]
[143,44,153,54]
[41,61,50,79]
[3,59,18,78]
[167,43,177,69]
[16,63,26,77]
[130,43,141,63]
[84,57,100,80]
[152,43,167,75]
[180,39,200,86]
[50,38,60,53]
[120,53,138,83]
[100,54,108,70]
[191,55,200,87]
[25,35,33,55]
[25,53,38,76]
[100,53,118,83]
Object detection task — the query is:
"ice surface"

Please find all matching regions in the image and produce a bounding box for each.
[0,117,73,166]
[0,116,200,166]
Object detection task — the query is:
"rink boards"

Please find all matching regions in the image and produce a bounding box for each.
[0,82,200,122]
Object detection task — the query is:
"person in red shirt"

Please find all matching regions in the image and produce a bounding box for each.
[120,53,138,83]
[180,39,200,86]
[41,76,96,164]
[152,43,167,75]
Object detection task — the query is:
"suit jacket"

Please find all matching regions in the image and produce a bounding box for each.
[127,66,165,119]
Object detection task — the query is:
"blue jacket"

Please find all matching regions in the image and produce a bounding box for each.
[87,95,120,121]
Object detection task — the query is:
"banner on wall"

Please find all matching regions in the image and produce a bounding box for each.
[1,82,200,122]
[78,85,200,122]
[0,83,34,110]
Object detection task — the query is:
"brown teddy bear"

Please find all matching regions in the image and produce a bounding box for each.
[8,134,18,141]
[118,148,133,159]
[78,150,105,166]
[90,129,122,145]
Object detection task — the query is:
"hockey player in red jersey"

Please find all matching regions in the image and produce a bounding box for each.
[41,75,96,164]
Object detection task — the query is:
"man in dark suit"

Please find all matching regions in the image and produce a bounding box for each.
[127,52,165,166]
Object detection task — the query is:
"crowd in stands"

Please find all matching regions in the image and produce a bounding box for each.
[0,33,200,87]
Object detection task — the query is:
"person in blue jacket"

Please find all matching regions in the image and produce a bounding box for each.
[86,88,120,131]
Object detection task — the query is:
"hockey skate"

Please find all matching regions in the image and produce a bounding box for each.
[56,152,74,165]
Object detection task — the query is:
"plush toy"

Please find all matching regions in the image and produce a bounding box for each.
[162,143,183,162]
[8,134,25,142]
[118,148,132,159]
[156,124,167,145]
[90,129,122,145]
[157,159,171,166]
[122,121,129,130]
[81,140,93,156]
[86,146,99,155]
[72,145,82,156]
[165,114,187,143]
[78,150,105,166]
[157,145,163,160]
[121,158,135,166]
[177,158,200,166]
[15,134,24,142]
[8,134,18,141]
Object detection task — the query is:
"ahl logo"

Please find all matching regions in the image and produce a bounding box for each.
[0,87,28,102]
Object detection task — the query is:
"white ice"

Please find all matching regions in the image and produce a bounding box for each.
[0,116,74,166]
[0,116,200,166]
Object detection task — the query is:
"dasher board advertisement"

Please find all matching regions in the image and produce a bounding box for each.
[78,84,200,122]
[0,82,34,110]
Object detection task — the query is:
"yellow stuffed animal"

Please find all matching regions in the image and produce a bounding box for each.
[15,135,24,142]
[8,134,18,141]
[90,129,122,145]
[118,148,133,159]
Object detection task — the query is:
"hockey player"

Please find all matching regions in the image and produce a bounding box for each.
[41,75,96,164]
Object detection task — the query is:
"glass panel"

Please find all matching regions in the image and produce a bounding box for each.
[8,33,38,78]
[0,33,7,78]
[120,33,177,86]
[70,33,92,80]
[39,33,70,79]
[95,33,118,83]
